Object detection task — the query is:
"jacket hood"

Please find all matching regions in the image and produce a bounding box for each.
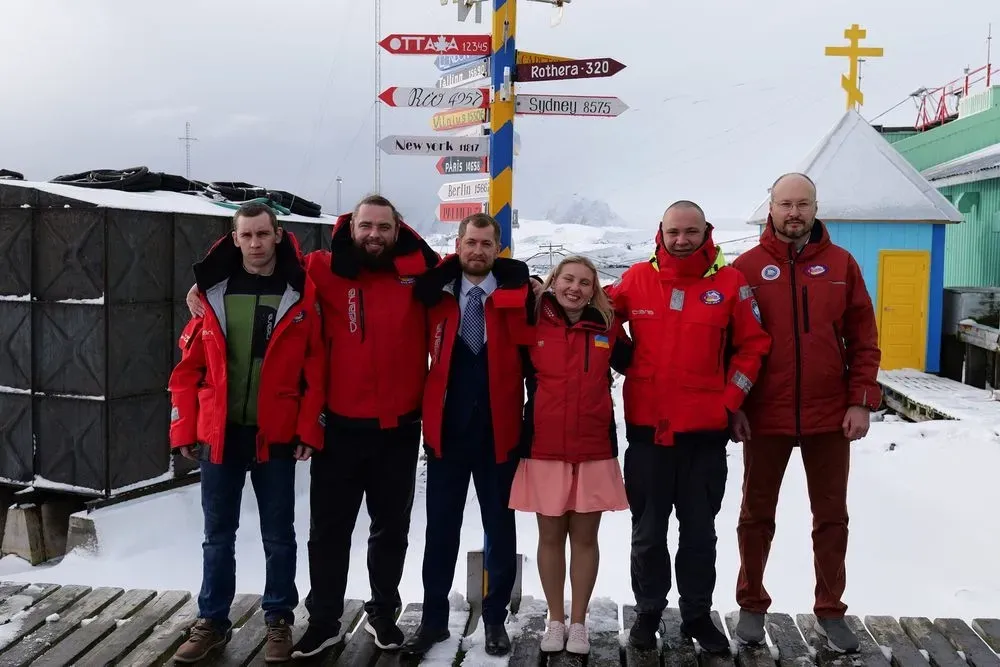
[652,223,723,279]
[760,215,831,261]
[414,254,531,307]
[538,291,610,332]
[193,228,305,292]
[328,212,439,279]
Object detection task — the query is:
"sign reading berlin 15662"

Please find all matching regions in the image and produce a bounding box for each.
[514,57,625,82]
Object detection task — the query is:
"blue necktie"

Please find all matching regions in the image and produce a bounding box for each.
[461,286,485,354]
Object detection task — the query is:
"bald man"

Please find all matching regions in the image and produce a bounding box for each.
[730,173,881,654]
[606,201,770,654]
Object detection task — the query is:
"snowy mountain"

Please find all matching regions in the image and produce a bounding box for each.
[544,195,631,228]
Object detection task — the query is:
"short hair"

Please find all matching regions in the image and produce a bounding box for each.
[352,194,403,226]
[663,200,706,221]
[769,172,816,200]
[457,212,501,243]
[232,202,278,231]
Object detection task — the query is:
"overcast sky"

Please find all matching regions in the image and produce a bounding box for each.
[2,0,997,230]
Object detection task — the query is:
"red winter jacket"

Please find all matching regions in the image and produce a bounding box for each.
[168,232,327,463]
[606,227,771,445]
[522,293,632,463]
[416,255,535,463]
[305,214,440,429]
[731,218,881,436]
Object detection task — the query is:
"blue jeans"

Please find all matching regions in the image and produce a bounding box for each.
[197,425,297,629]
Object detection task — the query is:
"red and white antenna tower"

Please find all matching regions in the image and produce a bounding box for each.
[912,25,997,130]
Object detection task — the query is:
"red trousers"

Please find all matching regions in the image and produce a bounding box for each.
[735,432,850,618]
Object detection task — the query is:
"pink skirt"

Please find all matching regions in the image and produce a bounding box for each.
[508,457,629,516]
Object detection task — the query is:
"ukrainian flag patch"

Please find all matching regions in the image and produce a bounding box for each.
[594,334,609,348]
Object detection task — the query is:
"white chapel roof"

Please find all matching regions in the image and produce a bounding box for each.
[747,109,963,225]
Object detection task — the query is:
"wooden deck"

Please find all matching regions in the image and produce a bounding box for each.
[0,581,997,666]
[876,369,1000,421]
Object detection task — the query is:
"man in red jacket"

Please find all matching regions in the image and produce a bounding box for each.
[169,203,326,663]
[606,201,771,655]
[730,173,881,654]
[402,213,536,657]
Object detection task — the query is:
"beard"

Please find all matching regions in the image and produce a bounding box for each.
[353,242,396,271]
[460,256,493,276]
[778,218,812,239]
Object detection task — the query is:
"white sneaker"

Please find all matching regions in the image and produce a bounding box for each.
[539,620,566,653]
[566,622,589,654]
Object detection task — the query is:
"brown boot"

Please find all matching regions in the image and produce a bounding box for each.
[172,618,230,663]
[264,618,293,663]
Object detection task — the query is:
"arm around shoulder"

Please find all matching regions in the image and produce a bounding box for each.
[295,283,328,451]
[168,316,207,449]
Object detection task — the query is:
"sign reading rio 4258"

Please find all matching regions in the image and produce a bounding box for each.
[379,86,489,109]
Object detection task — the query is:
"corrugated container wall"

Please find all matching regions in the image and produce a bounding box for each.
[892,104,1000,170]
[939,179,1000,286]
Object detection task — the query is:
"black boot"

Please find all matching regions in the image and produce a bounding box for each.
[629,612,661,650]
[681,614,731,654]
[400,623,449,655]
[484,624,511,655]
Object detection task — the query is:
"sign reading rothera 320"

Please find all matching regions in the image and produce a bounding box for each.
[438,178,490,202]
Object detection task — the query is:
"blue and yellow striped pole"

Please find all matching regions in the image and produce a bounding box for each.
[489,0,516,257]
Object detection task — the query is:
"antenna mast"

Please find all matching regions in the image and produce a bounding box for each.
[374,0,382,193]
[178,121,198,181]
[988,23,993,86]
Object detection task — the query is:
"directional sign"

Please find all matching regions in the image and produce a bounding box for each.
[438,201,487,222]
[435,54,487,71]
[431,107,488,131]
[436,156,489,175]
[516,51,572,65]
[439,178,490,202]
[378,33,491,56]
[378,135,488,157]
[514,94,629,117]
[379,86,489,109]
[515,57,626,83]
[437,58,490,88]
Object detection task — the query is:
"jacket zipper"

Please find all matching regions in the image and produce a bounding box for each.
[801,286,810,333]
[788,249,802,439]
[242,292,260,424]
[358,289,367,342]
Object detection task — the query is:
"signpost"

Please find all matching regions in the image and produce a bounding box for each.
[514,57,626,82]
[432,107,488,131]
[378,33,491,56]
[438,177,490,201]
[436,156,489,175]
[377,135,489,156]
[435,54,486,71]
[514,93,628,117]
[438,201,487,222]
[378,86,489,109]
[437,58,490,88]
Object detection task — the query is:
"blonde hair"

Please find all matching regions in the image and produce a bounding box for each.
[537,255,614,327]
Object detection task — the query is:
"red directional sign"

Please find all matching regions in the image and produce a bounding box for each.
[514,57,626,82]
[378,33,491,56]
[436,156,489,175]
[438,201,486,222]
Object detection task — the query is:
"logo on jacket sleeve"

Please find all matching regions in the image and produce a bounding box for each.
[700,290,723,305]
[751,299,762,323]
[761,264,780,280]
[293,310,305,323]
[432,322,445,362]
[399,276,416,285]
[594,334,609,349]
[171,406,180,422]
[805,264,828,276]
[347,288,359,333]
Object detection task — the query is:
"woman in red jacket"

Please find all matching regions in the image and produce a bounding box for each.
[509,256,632,656]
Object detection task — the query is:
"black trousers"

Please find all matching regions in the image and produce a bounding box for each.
[303,419,421,627]
[624,431,728,621]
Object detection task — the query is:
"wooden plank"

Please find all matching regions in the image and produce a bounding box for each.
[0,583,59,623]
[862,616,925,667]
[293,598,366,666]
[724,611,774,667]
[843,617,892,667]
[117,593,260,667]
[795,614,866,667]
[0,583,28,604]
[508,601,547,667]
[244,601,309,667]
[0,583,90,652]
[587,597,623,667]
[972,619,1000,654]
[701,612,735,667]
[764,612,812,667]
[898,617,965,667]
[933,618,1000,667]
[201,604,272,666]
[373,603,422,667]
[332,606,400,666]
[74,589,191,666]
[30,588,157,666]
[661,607,699,666]
[622,605,660,667]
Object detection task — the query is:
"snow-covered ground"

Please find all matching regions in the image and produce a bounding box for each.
[1,389,998,623]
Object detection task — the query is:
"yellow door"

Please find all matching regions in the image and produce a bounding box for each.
[876,250,930,371]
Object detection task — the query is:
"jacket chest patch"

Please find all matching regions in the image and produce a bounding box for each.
[346,288,360,333]
[761,264,780,280]
[292,310,305,323]
[700,289,723,305]
[593,334,609,349]
[398,276,415,285]
[670,288,684,311]
[804,264,828,276]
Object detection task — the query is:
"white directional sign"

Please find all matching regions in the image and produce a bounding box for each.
[379,86,489,109]
[438,178,490,202]
[378,135,489,157]
[514,94,629,117]
[437,58,490,88]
